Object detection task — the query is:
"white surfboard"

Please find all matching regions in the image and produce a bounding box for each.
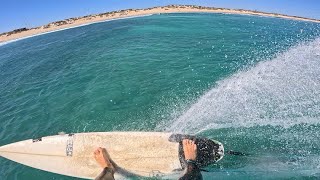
[0,132,224,179]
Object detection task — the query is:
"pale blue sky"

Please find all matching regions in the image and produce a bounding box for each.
[1,0,319,33]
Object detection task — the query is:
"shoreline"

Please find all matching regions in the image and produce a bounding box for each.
[1,5,320,44]
[0,14,153,46]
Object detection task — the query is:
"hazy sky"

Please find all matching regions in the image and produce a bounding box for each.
[1,0,319,33]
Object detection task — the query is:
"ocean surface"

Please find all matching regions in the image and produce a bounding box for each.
[0,13,320,179]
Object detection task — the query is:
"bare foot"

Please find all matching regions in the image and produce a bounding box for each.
[182,139,197,160]
[94,147,114,171]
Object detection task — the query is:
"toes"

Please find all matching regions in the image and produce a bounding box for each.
[94,149,99,154]
[182,139,188,146]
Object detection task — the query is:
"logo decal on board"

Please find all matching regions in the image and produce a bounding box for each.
[66,134,74,157]
[149,170,165,178]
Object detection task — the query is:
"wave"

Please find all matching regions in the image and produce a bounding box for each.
[166,38,320,134]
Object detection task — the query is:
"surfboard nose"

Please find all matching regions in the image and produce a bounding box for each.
[0,135,69,158]
[0,141,24,160]
[0,139,32,155]
[0,139,35,159]
[0,145,5,156]
[0,142,16,155]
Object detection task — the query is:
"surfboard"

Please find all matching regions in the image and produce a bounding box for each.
[0,132,224,179]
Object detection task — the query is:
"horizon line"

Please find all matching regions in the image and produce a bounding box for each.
[1,4,319,43]
[2,4,320,35]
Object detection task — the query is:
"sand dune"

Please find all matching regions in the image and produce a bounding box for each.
[1,5,319,43]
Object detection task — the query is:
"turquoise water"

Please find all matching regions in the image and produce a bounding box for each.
[0,13,320,179]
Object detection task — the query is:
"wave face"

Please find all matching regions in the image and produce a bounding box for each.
[167,38,320,134]
[166,38,320,178]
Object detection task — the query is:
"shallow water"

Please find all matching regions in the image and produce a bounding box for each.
[0,13,320,179]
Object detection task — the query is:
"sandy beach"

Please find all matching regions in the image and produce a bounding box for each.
[1,5,319,43]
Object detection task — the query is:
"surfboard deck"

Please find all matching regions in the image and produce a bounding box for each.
[0,132,224,179]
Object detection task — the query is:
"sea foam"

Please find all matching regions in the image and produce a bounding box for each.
[167,38,320,134]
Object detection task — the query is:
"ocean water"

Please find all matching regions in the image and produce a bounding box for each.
[0,13,320,179]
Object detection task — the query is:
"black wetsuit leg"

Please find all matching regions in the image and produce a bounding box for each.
[95,167,115,180]
[95,162,202,180]
[179,163,203,180]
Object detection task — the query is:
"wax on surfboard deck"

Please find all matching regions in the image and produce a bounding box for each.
[0,132,183,179]
[0,132,224,179]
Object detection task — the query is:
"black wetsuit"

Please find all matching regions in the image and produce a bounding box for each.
[179,161,203,180]
[95,167,115,180]
[95,162,202,180]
